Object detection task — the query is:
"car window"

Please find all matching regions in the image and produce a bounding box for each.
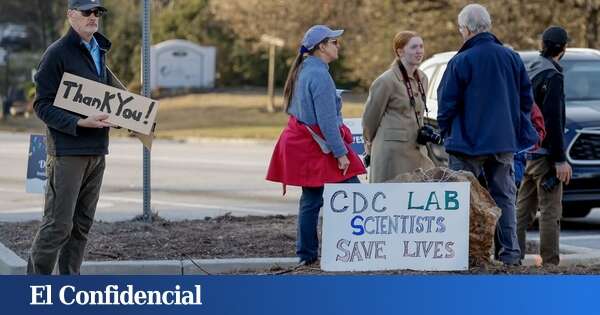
[562,61,600,101]
[430,64,447,102]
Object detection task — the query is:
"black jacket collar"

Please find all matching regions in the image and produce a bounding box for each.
[65,27,112,52]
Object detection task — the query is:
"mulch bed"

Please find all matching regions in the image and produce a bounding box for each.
[1,214,598,274]
[0,214,297,261]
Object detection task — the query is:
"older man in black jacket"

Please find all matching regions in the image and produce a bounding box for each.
[28,0,116,275]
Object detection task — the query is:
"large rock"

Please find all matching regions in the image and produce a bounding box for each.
[390,167,501,266]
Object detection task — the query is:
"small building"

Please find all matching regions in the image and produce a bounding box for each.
[150,39,216,90]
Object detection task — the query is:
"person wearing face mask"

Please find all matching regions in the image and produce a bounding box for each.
[267,25,366,265]
[27,0,118,275]
[362,31,434,183]
[436,3,538,266]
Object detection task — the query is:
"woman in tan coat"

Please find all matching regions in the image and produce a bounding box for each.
[362,31,434,183]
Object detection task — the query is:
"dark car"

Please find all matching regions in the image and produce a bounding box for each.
[420,48,600,217]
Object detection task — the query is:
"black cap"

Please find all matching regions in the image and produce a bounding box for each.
[542,26,569,46]
[68,0,106,11]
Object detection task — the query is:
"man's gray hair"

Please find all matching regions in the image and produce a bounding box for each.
[458,3,492,34]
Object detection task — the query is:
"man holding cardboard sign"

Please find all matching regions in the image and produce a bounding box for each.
[28,0,117,275]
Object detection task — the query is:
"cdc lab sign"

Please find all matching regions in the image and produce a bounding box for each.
[26,134,47,194]
[343,118,364,156]
[321,182,470,271]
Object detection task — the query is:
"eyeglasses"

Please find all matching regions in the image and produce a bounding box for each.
[79,8,106,17]
[328,39,340,46]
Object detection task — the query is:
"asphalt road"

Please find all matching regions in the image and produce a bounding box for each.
[0,131,300,222]
[1,131,598,250]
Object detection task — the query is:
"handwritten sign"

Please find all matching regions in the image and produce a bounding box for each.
[321,182,470,271]
[26,135,47,194]
[55,72,159,135]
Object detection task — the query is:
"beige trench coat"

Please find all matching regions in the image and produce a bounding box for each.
[362,62,434,183]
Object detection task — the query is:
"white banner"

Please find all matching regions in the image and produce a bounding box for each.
[54,72,159,135]
[321,182,470,271]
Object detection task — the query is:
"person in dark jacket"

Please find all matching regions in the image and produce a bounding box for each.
[437,3,538,266]
[27,0,115,275]
[517,26,572,266]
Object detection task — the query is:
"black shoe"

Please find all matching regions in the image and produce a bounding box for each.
[298,258,317,266]
[503,260,522,267]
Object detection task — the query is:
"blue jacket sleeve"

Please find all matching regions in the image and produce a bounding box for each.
[436,60,464,138]
[518,59,533,114]
[33,49,80,136]
[310,74,348,158]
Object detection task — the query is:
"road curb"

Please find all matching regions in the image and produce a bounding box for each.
[0,242,26,275]
[0,241,300,275]
[182,257,300,275]
[521,243,600,267]
[2,240,599,274]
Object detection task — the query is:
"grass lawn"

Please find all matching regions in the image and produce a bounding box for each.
[0,88,367,140]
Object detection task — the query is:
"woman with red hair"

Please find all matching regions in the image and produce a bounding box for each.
[362,31,434,183]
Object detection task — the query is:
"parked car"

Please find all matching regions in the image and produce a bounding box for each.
[420,48,600,217]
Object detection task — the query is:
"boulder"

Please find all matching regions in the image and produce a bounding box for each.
[390,167,501,266]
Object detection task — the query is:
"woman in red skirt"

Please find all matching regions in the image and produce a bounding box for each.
[266,25,366,265]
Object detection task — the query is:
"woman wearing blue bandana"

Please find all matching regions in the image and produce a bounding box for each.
[267,25,366,265]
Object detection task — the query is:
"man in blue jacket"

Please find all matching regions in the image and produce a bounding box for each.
[437,3,538,266]
[27,0,116,275]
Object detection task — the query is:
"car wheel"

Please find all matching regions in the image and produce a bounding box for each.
[563,206,592,218]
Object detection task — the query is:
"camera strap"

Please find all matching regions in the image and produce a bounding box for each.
[397,60,428,128]
[397,60,437,161]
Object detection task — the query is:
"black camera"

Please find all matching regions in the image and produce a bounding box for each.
[417,125,443,145]
[541,170,560,192]
[363,154,371,168]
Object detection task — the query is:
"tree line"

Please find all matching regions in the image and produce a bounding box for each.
[1,0,599,91]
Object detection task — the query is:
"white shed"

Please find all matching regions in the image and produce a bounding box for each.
[150,39,216,90]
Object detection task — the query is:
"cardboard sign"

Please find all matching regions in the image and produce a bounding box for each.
[321,182,470,271]
[54,72,159,135]
[343,118,365,156]
[26,135,47,194]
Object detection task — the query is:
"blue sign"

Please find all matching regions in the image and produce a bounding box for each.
[26,134,47,193]
[0,276,598,315]
[343,118,365,156]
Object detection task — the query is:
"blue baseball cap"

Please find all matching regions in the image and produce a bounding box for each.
[68,0,106,11]
[301,25,344,51]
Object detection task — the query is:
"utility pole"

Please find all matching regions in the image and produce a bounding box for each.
[141,0,152,222]
[260,35,284,113]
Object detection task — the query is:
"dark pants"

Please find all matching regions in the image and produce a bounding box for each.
[297,176,360,262]
[517,157,562,265]
[27,155,105,275]
[449,152,521,264]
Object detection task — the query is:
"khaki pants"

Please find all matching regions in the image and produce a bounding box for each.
[27,155,105,275]
[516,157,562,265]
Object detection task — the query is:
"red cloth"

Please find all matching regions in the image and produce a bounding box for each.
[531,102,546,150]
[266,116,366,189]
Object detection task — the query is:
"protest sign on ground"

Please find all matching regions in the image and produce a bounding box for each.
[343,118,364,156]
[321,182,470,271]
[25,134,47,194]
